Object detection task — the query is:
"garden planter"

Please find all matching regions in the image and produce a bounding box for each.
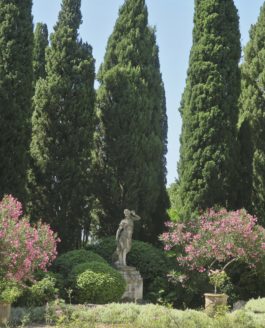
[0,302,11,325]
[204,293,228,316]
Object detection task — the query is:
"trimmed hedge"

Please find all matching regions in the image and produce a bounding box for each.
[87,237,173,283]
[52,249,107,278]
[11,300,265,327]
[72,261,125,304]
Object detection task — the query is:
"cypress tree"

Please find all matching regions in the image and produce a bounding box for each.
[177,0,241,219]
[239,4,265,225]
[95,0,169,242]
[0,0,33,200]
[33,22,48,85]
[28,0,95,252]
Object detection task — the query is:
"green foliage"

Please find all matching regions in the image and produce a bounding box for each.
[245,298,265,313]
[33,22,48,85]
[10,301,265,328]
[87,236,116,263]
[239,3,265,226]
[0,280,22,303]
[87,236,173,296]
[0,0,33,201]
[224,261,265,303]
[74,262,125,304]
[16,276,58,307]
[27,0,95,252]
[87,236,219,308]
[94,0,169,241]
[167,182,181,221]
[127,240,173,283]
[177,0,241,219]
[11,306,46,325]
[209,270,230,294]
[53,249,106,278]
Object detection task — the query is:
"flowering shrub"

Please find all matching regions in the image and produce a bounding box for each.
[161,209,265,292]
[0,195,59,285]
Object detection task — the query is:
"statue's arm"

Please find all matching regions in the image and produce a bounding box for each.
[116,220,126,241]
[116,227,122,241]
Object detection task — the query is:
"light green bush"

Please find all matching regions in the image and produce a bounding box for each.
[10,301,265,328]
[75,262,125,304]
[87,236,175,303]
[23,276,58,307]
[245,298,265,313]
[223,310,263,328]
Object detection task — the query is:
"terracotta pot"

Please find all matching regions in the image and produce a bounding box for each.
[0,302,11,325]
[204,293,228,316]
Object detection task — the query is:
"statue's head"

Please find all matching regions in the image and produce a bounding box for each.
[124,209,141,221]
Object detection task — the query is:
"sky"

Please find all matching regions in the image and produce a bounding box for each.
[32,0,265,186]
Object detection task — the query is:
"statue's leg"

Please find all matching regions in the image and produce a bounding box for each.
[118,251,123,265]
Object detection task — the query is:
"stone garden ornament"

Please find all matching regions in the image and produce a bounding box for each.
[115,209,141,267]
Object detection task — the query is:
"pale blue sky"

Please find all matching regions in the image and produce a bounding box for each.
[32,0,264,186]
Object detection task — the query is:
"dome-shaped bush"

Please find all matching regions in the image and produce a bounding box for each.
[88,237,173,282]
[87,236,116,263]
[52,249,107,278]
[72,261,125,304]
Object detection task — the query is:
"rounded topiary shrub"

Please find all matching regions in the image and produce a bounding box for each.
[128,241,174,282]
[52,249,107,278]
[88,237,173,284]
[73,261,125,304]
[87,237,176,303]
[87,236,116,264]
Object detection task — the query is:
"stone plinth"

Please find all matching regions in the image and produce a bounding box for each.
[116,265,143,302]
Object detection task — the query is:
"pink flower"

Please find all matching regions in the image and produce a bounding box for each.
[161,208,265,274]
[0,195,59,284]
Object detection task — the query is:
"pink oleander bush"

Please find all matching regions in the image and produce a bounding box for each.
[161,209,265,292]
[0,195,59,284]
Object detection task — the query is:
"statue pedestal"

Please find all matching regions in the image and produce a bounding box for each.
[116,265,143,302]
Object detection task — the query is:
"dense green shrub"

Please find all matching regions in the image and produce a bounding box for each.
[32,270,65,295]
[87,236,116,264]
[87,237,174,294]
[226,262,265,303]
[52,249,107,278]
[11,306,46,325]
[127,241,174,281]
[16,276,58,307]
[73,261,125,304]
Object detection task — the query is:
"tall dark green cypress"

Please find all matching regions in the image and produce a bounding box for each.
[177,0,241,219]
[28,0,95,252]
[33,22,48,85]
[239,4,265,225]
[95,0,169,242]
[0,0,33,200]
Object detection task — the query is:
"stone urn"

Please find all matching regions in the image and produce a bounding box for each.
[204,293,228,316]
[0,302,11,325]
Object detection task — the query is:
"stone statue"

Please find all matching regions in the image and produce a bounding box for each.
[114,209,141,267]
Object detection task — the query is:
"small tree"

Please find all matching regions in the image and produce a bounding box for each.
[161,209,265,293]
